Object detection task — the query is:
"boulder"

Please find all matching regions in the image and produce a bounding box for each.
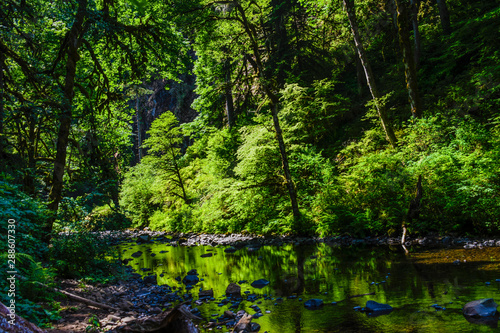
[136,234,152,244]
[143,275,157,285]
[251,279,269,288]
[226,283,241,298]
[131,251,143,258]
[199,289,214,299]
[200,253,213,258]
[304,299,323,309]
[182,273,199,286]
[224,246,237,253]
[365,300,393,312]
[463,299,498,317]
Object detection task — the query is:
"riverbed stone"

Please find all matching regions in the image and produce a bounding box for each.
[365,300,393,313]
[131,251,143,258]
[251,279,269,288]
[136,234,152,244]
[199,289,214,298]
[463,299,498,317]
[201,253,213,258]
[182,273,199,286]
[226,283,241,298]
[225,246,238,253]
[304,299,323,309]
[143,275,157,285]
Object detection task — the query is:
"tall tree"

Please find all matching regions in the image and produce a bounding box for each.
[343,0,398,147]
[394,0,422,118]
[46,0,89,235]
[436,0,451,35]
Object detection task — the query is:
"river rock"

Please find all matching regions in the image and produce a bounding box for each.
[201,253,213,258]
[143,275,157,285]
[251,279,269,288]
[224,246,238,253]
[304,299,323,309]
[136,234,152,244]
[131,251,143,258]
[463,299,498,317]
[226,283,241,298]
[365,300,393,313]
[182,273,199,286]
[199,289,214,298]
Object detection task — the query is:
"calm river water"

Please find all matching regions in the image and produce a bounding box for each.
[119,240,500,332]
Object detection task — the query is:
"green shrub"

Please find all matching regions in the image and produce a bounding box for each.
[49,231,118,278]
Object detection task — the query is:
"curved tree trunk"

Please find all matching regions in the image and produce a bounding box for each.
[395,0,422,118]
[235,2,301,221]
[343,0,398,147]
[45,0,88,241]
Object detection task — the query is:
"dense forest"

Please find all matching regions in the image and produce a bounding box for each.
[1,0,500,326]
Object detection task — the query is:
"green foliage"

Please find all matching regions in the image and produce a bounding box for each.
[119,163,160,227]
[49,231,120,278]
[83,205,131,231]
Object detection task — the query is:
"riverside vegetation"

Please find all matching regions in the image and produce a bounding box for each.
[0,0,500,329]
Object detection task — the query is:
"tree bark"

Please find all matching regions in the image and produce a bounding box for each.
[46,0,88,241]
[224,57,235,128]
[343,0,398,147]
[436,0,451,35]
[410,0,421,68]
[394,0,422,118]
[235,2,301,221]
[136,92,143,161]
[0,51,4,155]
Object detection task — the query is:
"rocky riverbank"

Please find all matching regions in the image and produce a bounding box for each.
[45,230,500,332]
[77,228,500,249]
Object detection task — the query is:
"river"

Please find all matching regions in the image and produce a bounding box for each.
[119,240,500,332]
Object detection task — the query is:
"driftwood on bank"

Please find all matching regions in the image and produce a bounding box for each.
[231,313,253,333]
[114,303,201,333]
[17,275,118,312]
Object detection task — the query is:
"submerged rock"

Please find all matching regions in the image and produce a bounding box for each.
[463,299,498,317]
[365,300,393,312]
[200,253,213,258]
[226,283,241,298]
[224,246,238,253]
[143,275,157,285]
[131,251,143,258]
[304,299,323,309]
[199,289,214,299]
[182,271,199,286]
[251,279,269,288]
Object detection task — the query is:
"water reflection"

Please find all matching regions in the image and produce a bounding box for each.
[119,241,500,332]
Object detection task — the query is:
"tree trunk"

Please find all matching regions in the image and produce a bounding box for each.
[343,0,398,147]
[0,51,4,155]
[45,0,88,241]
[271,102,301,220]
[410,0,421,68]
[436,0,451,35]
[224,57,235,128]
[394,0,422,118]
[136,92,143,161]
[402,175,423,245]
[235,2,301,221]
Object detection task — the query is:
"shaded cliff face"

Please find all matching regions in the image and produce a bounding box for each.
[132,72,198,164]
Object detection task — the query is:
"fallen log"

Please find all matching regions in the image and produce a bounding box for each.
[17,275,118,312]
